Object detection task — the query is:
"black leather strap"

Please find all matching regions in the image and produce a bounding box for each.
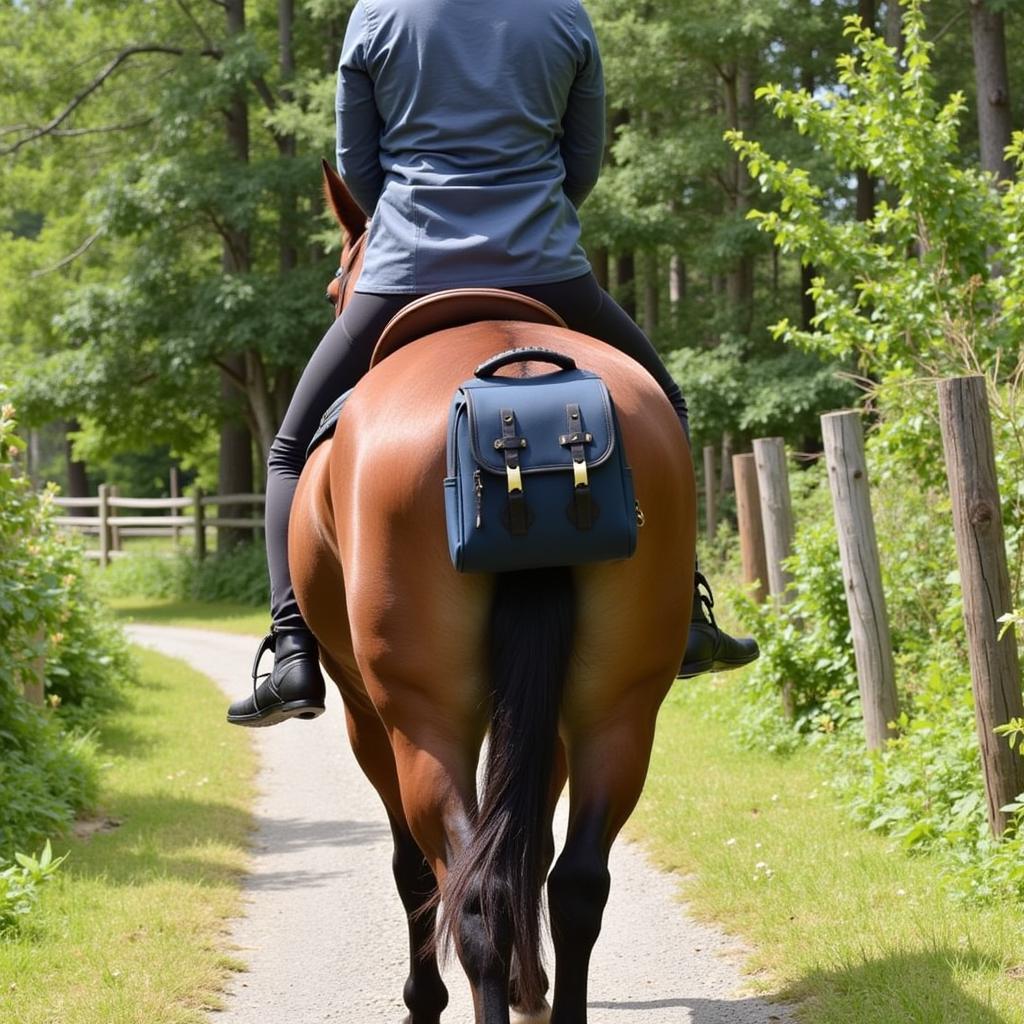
[475,347,577,379]
[501,408,528,535]
[562,403,592,531]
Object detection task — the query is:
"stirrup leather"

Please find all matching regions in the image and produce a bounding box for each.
[249,630,278,710]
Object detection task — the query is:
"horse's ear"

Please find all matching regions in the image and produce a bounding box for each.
[321,158,366,243]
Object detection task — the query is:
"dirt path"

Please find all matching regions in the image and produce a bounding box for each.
[129,624,790,1024]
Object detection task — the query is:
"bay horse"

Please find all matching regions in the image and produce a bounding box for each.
[289,164,695,1024]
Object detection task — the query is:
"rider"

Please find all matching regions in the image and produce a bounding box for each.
[227,0,758,727]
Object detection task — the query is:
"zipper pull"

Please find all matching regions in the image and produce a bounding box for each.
[474,470,484,528]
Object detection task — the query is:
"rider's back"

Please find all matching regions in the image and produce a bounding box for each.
[337,0,605,291]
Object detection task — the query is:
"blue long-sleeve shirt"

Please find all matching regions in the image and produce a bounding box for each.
[336,0,605,293]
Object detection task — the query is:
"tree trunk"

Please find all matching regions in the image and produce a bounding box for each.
[969,0,1014,181]
[720,432,734,494]
[64,419,89,497]
[857,1,878,220]
[642,250,659,335]
[219,0,256,550]
[669,254,686,305]
[801,262,817,331]
[219,358,255,552]
[799,65,819,332]
[885,0,903,52]
[616,251,636,319]
[722,63,756,333]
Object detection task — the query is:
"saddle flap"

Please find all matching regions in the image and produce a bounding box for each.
[460,370,617,477]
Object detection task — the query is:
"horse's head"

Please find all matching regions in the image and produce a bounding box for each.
[321,158,368,317]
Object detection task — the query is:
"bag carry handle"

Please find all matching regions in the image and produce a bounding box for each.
[474,347,577,379]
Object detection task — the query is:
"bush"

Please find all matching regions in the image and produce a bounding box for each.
[97,540,269,607]
[0,394,132,857]
[95,547,191,600]
[192,542,269,606]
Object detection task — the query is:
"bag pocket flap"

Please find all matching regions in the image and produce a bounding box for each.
[462,370,617,476]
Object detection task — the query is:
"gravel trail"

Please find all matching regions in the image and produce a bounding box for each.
[128,624,791,1024]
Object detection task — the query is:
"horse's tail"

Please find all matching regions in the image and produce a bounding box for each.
[439,565,574,1009]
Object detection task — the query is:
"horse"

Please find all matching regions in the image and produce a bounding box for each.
[288,162,696,1024]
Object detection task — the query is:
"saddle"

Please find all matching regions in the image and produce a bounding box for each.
[306,288,566,457]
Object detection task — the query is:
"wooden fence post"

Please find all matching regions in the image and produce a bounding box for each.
[753,436,797,717]
[97,484,110,568]
[109,485,122,552]
[753,437,795,600]
[170,467,181,545]
[703,444,718,543]
[193,487,207,562]
[732,453,768,603]
[938,375,1024,837]
[821,411,899,750]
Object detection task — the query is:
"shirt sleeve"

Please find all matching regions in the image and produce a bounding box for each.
[560,2,606,209]
[336,1,385,217]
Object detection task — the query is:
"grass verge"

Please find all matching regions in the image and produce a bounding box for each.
[108,597,267,636]
[0,647,256,1024]
[633,675,1024,1024]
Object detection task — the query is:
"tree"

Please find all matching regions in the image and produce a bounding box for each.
[0,1,352,499]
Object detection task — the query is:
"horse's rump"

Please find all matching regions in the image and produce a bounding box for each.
[294,319,693,698]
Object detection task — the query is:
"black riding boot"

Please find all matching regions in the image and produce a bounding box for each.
[678,571,760,679]
[227,628,327,727]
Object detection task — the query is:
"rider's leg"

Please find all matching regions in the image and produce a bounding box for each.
[227,292,415,727]
[512,273,759,678]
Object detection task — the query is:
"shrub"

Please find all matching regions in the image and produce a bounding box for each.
[0,393,131,856]
[96,547,192,600]
[96,540,269,607]
[191,542,269,606]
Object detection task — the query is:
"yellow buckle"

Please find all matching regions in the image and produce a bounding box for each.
[573,458,589,489]
[506,464,523,494]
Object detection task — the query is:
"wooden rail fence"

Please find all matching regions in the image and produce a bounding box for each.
[53,485,265,565]
[710,376,1022,837]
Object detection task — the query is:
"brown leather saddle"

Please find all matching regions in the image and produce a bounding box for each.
[307,288,568,458]
[369,287,567,368]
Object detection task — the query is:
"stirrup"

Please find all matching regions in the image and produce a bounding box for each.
[249,630,278,710]
[694,570,718,627]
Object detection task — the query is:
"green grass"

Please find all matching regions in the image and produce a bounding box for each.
[0,647,256,1024]
[108,597,267,636]
[632,675,1024,1024]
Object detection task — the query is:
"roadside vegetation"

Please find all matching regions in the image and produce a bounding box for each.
[635,674,1024,1024]
[1,406,256,1021]
[0,647,255,1024]
[720,3,1024,904]
[0,398,132,881]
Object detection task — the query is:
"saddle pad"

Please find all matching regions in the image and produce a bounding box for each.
[305,388,353,460]
[444,362,638,573]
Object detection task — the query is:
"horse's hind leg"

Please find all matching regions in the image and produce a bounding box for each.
[387,813,449,1024]
[381,715,517,1024]
[548,704,663,1024]
[322,655,449,1024]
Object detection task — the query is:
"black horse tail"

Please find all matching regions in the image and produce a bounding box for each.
[439,565,575,1010]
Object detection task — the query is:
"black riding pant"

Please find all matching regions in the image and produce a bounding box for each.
[266,272,690,632]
